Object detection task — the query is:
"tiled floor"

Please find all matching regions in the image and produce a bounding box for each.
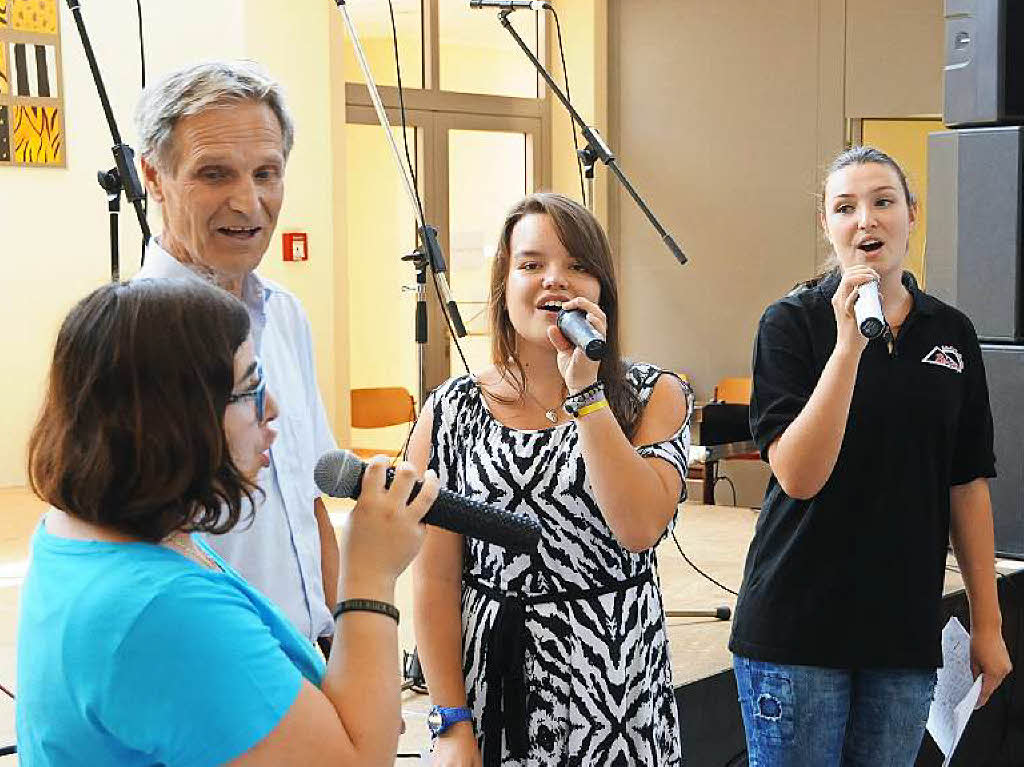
[0,487,432,764]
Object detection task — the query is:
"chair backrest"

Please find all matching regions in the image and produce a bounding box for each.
[350,387,416,429]
[713,377,752,405]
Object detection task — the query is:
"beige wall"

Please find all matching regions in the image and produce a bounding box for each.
[861,118,946,286]
[242,0,342,437]
[609,0,944,504]
[0,1,346,486]
[846,0,944,118]
[611,0,825,396]
[0,1,246,487]
[547,0,609,222]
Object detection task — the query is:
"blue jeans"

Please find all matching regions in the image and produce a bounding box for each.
[733,656,936,767]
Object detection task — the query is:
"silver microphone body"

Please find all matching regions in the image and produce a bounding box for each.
[556,308,607,361]
[854,280,885,339]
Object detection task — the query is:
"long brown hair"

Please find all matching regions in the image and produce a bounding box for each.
[488,193,642,438]
[27,278,257,542]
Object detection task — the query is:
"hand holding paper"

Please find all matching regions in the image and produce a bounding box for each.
[926,618,985,766]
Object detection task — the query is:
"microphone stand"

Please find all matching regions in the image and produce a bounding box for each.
[66,0,151,281]
[578,146,597,213]
[334,0,468,407]
[494,9,687,266]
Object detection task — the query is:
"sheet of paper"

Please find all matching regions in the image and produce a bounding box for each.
[927,617,983,765]
[943,676,983,766]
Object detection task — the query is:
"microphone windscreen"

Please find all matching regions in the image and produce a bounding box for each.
[314,449,364,499]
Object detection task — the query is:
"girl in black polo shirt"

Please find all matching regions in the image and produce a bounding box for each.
[730,146,1011,766]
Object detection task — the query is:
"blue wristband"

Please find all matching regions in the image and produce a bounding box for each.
[427,705,473,737]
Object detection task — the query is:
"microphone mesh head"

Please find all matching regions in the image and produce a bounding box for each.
[313,449,363,499]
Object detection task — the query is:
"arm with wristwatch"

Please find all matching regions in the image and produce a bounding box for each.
[229,458,440,766]
[410,398,483,766]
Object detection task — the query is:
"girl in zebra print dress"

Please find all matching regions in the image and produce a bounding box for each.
[411,193,691,767]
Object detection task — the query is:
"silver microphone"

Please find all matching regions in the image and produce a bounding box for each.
[854,281,885,339]
[556,308,607,360]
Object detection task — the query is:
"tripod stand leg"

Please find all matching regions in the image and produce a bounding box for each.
[665,606,732,621]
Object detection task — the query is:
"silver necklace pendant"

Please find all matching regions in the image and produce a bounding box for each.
[544,409,558,424]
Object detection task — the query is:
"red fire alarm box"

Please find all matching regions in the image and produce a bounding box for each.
[283,232,308,262]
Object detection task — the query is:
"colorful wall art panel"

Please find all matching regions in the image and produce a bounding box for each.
[0,0,63,167]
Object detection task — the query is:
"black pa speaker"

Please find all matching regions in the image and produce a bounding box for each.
[981,344,1024,558]
[699,403,752,446]
[944,0,1024,127]
[926,126,1024,342]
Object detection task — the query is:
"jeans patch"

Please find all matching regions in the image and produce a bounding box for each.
[748,671,795,744]
[757,693,783,720]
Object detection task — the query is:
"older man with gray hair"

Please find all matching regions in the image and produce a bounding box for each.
[134,60,338,650]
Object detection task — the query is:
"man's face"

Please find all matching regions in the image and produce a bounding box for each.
[142,101,285,285]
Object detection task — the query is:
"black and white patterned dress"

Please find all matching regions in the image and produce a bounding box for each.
[427,362,690,767]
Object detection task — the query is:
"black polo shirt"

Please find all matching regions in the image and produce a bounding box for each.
[729,271,996,669]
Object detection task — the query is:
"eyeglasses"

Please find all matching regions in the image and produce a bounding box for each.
[227,359,267,422]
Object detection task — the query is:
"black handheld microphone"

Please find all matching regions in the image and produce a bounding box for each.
[556,308,607,361]
[469,0,550,9]
[314,450,541,554]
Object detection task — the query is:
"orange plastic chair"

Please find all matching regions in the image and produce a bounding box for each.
[712,376,751,405]
[350,387,416,460]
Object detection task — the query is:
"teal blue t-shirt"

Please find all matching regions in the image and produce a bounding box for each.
[16,520,327,766]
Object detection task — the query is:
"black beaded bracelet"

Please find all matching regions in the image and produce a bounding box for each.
[564,381,606,417]
[332,598,400,624]
[566,380,603,400]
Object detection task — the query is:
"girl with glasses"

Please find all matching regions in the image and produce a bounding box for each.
[17,277,439,766]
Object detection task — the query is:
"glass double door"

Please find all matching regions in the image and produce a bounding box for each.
[345,110,541,454]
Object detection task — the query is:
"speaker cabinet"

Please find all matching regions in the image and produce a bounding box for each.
[981,344,1024,558]
[927,127,1024,342]
[944,0,1024,127]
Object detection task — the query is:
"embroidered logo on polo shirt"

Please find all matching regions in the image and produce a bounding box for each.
[922,345,964,373]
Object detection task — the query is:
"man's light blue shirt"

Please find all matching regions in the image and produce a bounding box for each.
[134,240,336,640]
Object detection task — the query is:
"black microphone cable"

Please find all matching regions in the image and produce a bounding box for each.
[670,529,738,597]
[713,466,738,506]
[548,6,585,206]
[386,0,472,387]
[136,0,145,88]
[137,0,149,258]
[387,0,418,217]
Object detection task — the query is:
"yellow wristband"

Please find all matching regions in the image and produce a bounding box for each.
[576,399,609,418]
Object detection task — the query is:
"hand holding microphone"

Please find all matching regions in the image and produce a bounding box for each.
[315,450,541,553]
[853,280,885,339]
[548,296,607,392]
[556,307,607,361]
[833,266,882,352]
[337,458,440,594]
